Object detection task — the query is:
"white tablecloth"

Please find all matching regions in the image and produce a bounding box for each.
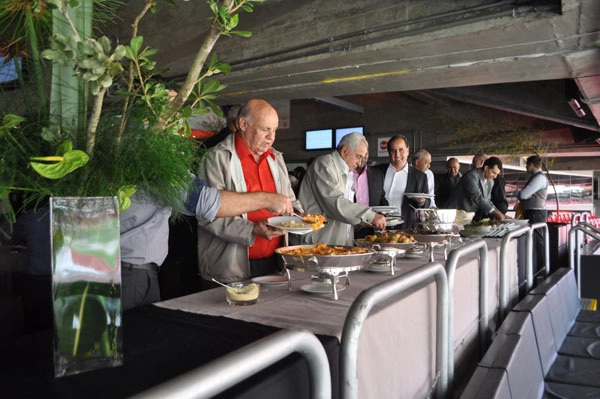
[156,237,519,398]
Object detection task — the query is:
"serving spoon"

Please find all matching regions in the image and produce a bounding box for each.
[211,278,231,289]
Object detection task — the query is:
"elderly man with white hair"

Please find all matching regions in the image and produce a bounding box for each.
[411,148,436,208]
[294,132,387,246]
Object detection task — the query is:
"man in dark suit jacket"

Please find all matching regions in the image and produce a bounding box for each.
[376,135,430,230]
[445,156,507,222]
[491,173,509,216]
[471,153,508,218]
[436,157,462,208]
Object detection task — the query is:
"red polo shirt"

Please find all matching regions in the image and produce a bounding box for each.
[235,134,280,259]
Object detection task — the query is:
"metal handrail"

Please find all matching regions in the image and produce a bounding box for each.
[340,262,449,399]
[571,212,586,245]
[568,223,600,298]
[444,239,488,396]
[530,222,550,277]
[499,226,532,320]
[129,329,331,399]
[570,212,581,228]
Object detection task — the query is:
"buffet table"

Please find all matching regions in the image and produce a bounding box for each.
[156,237,519,398]
[0,237,519,399]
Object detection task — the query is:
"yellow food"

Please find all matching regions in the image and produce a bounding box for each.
[226,283,260,302]
[279,220,311,229]
[363,232,415,244]
[302,214,327,230]
[279,243,369,256]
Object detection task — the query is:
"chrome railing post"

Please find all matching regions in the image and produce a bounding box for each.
[499,226,531,320]
[530,222,550,278]
[340,262,449,399]
[130,329,331,399]
[568,223,600,298]
[444,239,488,396]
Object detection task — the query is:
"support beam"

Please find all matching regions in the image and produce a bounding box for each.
[313,97,364,114]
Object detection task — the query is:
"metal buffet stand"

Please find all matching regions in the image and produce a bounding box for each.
[276,246,373,300]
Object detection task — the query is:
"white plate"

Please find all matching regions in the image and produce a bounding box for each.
[371,206,400,216]
[404,193,435,199]
[300,283,347,294]
[251,275,288,285]
[267,216,313,234]
[385,217,403,225]
[366,264,398,273]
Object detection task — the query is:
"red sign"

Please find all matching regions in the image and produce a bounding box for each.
[380,140,388,151]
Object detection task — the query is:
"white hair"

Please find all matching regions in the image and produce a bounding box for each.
[337,132,368,150]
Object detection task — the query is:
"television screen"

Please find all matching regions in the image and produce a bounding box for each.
[335,126,364,147]
[305,129,333,151]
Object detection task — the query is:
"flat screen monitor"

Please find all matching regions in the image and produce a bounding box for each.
[305,129,333,151]
[335,126,364,147]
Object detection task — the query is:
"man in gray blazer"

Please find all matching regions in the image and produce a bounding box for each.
[445,156,507,222]
[295,132,387,246]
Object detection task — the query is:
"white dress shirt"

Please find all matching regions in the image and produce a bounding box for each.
[383,163,409,213]
[425,169,436,208]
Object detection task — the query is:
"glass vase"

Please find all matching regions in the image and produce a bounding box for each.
[50,197,122,377]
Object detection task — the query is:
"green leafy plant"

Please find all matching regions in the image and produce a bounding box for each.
[0,0,263,371]
[439,106,557,163]
[0,0,262,221]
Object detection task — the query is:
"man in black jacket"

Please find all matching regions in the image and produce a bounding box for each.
[436,157,461,208]
[471,154,508,218]
[376,135,430,230]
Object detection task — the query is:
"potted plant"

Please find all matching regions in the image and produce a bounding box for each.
[0,0,262,376]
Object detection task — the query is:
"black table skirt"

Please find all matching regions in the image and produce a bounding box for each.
[0,305,340,399]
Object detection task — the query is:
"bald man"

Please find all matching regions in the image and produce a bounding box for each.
[436,157,462,208]
[197,98,304,284]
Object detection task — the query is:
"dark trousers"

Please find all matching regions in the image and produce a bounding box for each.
[121,262,160,311]
[525,209,548,275]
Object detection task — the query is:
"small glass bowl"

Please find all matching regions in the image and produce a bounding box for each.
[225,282,260,306]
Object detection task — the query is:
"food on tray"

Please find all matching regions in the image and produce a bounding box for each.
[461,218,496,237]
[226,282,260,302]
[455,210,475,226]
[362,231,415,244]
[278,243,369,256]
[279,220,311,229]
[407,226,453,235]
[466,218,497,227]
[301,214,327,230]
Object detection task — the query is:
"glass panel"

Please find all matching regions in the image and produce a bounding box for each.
[50,197,122,377]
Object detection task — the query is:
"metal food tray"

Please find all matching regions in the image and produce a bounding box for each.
[275,245,374,272]
[411,233,456,243]
[354,239,416,250]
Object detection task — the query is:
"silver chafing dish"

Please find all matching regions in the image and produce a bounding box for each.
[415,208,458,234]
[367,244,406,275]
[415,208,457,224]
[275,245,374,300]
